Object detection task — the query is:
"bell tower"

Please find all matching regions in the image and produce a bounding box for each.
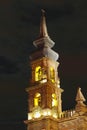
[25,10,63,130]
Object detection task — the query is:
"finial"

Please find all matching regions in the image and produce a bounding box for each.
[39,9,48,38]
[41,9,45,16]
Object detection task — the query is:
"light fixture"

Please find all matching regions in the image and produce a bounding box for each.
[28,113,32,120]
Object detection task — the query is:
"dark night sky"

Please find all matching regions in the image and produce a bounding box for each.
[0,0,87,129]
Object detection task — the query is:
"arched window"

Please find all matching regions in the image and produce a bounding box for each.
[50,67,55,83]
[35,66,47,82]
[35,66,42,81]
[34,93,41,107]
[52,93,58,107]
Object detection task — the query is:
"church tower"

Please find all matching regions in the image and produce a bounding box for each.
[24,10,87,130]
[25,10,63,130]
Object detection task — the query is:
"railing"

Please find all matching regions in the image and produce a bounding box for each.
[60,109,76,119]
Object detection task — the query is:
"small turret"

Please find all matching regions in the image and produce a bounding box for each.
[76,87,86,102]
[75,87,86,113]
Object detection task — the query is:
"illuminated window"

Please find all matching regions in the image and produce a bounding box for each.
[34,93,41,107]
[52,93,58,107]
[50,67,55,83]
[35,66,47,82]
[35,66,42,81]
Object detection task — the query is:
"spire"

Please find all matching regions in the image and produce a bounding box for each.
[39,9,48,38]
[33,9,55,49]
[32,10,59,61]
[76,87,86,102]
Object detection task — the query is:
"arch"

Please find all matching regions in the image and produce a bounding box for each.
[52,93,58,107]
[34,93,41,107]
[50,67,55,83]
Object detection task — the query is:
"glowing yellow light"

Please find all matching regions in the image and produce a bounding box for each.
[35,66,42,81]
[40,79,47,83]
[47,110,51,116]
[42,110,47,116]
[33,111,41,118]
[28,113,32,120]
[52,94,58,107]
[50,67,55,83]
[52,108,58,118]
[42,109,52,116]
[32,106,42,119]
[57,84,60,88]
[36,93,40,97]
[34,98,39,107]
[53,113,58,118]
[34,93,41,107]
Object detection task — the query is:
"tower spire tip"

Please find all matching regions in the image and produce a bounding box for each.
[41,9,45,15]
